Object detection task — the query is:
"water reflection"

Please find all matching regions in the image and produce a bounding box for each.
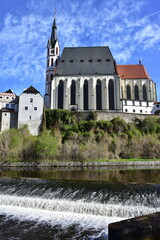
[0,167,160,183]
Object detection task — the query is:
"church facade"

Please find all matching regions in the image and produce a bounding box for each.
[44,16,158,115]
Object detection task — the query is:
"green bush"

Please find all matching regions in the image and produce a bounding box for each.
[35,130,57,159]
[111,117,128,134]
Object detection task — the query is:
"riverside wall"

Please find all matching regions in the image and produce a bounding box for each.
[0,161,160,168]
[76,111,160,122]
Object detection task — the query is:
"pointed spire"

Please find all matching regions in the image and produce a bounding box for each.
[51,9,58,48]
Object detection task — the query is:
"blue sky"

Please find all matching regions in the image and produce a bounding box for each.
[0,0,160,99]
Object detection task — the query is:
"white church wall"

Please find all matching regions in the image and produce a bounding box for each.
[50,75,120,111]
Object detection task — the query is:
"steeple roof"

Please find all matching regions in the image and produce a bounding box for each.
[51,16,58,48]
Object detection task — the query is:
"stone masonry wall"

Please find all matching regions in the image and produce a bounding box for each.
[76,111,160,122]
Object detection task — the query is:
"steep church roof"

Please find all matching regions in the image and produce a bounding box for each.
[117,65,150,79]
[55,47,117,76]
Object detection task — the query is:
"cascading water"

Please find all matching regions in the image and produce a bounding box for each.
[0,177,160,239]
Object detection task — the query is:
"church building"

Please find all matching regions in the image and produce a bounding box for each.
[44,16,158,115]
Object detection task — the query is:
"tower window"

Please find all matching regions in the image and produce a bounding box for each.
[47,59,49,67]
[25,106,28,110]
[51,74,53,80]
[34,107,37,111]
[51,58,53,66]
[29,116,31,120]
[56,47,58,55]
[30,98,33,103]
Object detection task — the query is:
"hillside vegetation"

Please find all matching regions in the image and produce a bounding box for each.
[0,109,160,161]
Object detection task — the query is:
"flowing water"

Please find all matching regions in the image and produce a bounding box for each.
[0,168,160,239]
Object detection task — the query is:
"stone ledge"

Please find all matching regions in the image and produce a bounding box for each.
[109,212,160,240]
[0,161,160,168]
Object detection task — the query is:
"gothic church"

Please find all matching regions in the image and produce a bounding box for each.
[44,16,158,115]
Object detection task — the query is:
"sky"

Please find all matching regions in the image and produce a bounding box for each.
[0,0,160,99]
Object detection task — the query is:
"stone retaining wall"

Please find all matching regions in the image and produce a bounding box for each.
[76,111,160,122]
[0,161,160,168]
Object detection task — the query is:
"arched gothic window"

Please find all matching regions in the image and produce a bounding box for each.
[46,74,48,82]
[109,80,115,110]
[135,85,139,100]
[143,85,147,101]
[71,80,76,105]
[58,80,64,109]
[51,74,53,80]
[127,85,131,99]
[83,80,89,110]
[96,80,102,110]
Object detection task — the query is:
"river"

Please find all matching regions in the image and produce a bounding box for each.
[0,167,160,239]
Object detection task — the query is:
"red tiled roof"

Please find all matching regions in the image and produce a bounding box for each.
[117,65,150,79]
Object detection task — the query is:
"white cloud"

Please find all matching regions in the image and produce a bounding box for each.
[0,0,160,91]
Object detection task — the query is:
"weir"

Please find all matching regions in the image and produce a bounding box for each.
[0,178,160,239]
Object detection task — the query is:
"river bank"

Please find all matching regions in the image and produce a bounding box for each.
[0,160,160,168]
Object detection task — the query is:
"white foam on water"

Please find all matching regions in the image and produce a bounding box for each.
[0,194,159,219]
[0,205,121,231]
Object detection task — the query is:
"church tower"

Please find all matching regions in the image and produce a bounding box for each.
[44,13,60,108]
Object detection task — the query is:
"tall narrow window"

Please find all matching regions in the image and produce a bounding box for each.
[47,59,49,67]
[143,85,147,100]
[135,85,139,100]
[71,80,76,105]
[51,58,53,66]
[56,47,58,55]
[127,85,131,99]
[83,80,89,110]
[51,74,53,80]
[109,80,115,110]
[96,80,102,110]
[58,80,64,109]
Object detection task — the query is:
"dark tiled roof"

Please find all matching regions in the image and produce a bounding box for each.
[4,89,14,93]
[23,86,40,94]
[117,65,150,79]
[56,47,117,75]
[1,108,14,112]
